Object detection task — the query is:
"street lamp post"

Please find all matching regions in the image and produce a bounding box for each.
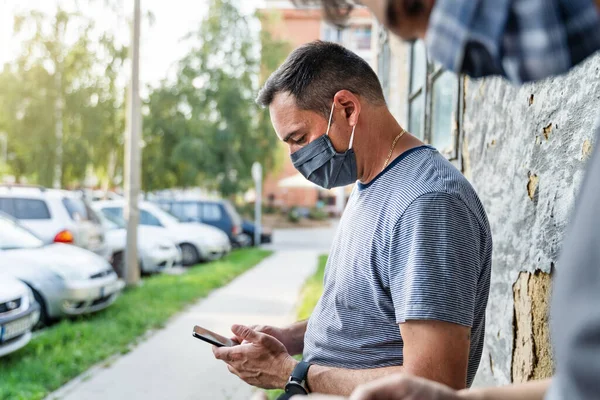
[124,0,142,286]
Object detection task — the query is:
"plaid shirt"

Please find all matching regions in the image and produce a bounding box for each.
[426,0,600,84]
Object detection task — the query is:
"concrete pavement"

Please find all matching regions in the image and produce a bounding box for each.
[47,225,335,400]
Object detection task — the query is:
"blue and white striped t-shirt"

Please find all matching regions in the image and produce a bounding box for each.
[303,145,492,387]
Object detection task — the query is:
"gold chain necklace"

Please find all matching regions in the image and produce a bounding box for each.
[382,128,406,171]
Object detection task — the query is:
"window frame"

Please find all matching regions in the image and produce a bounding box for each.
[407,41,463,163]
[377,29,391,102]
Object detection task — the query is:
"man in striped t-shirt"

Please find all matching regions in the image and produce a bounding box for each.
[212,41,492,397]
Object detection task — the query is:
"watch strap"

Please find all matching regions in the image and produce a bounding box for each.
[290,360,311,383]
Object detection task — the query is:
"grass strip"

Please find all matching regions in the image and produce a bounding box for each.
[0,248,272,400]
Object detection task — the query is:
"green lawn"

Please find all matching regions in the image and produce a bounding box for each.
[0,248,272,400]
[267,254,328,400]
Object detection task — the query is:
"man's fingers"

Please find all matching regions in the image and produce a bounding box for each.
[350,374,410,400]
[231,324,265,344]
[213,345,237,362]
[227,364,241,376]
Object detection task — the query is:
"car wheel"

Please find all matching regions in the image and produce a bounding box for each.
[31,288,49,328]
[240,233,253,247]
[112,251,143,277]
[111,251,125,278]
[180,243,200,266]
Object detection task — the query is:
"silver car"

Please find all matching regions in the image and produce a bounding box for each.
[0,274,40,357]
[97,210,182,275]
[0,213,124,323]
[94,200,231,266]
[0,185,111,261]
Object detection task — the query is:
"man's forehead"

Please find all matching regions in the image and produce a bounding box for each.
[270,91,298,113]
[269,92,307,139]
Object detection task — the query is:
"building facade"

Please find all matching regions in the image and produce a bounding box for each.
[372,21,600,385]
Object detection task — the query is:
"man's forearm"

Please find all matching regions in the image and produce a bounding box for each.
[282,320,309,356]
[307,365,404,396]
[459,378,551,400]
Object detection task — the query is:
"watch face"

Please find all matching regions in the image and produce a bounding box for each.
[285,382,308,395]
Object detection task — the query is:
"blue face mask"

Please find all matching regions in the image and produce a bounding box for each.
[290,103,357,190]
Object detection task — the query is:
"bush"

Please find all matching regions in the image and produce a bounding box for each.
[287,207,301,223]
[308,207,328,221]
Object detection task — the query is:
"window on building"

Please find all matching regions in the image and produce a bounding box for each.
[378,30,391,102]
[431,68,458,156]
[408,41,427,140]
[407,41,461,160]
[351,25,371,50]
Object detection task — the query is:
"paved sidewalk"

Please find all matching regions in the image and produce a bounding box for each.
[47,248,324,400]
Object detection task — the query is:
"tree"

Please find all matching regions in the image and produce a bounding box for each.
[142,0,284,197]
[0,5,127,188]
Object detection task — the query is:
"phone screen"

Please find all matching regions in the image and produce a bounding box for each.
[192,325,236,347]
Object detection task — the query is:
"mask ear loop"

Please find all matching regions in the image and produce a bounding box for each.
[325,102,335,136]
[348,124,356,150]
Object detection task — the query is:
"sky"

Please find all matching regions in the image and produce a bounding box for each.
[0,0,265,86]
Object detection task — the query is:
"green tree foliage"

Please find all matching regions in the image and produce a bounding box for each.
[0,0,288,196]
[0,6,127,187]
[142,0,289,196]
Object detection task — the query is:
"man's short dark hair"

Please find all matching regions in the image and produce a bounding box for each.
[256,41,385,118]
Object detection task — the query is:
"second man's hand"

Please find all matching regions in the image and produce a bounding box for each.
[213,324,298,389]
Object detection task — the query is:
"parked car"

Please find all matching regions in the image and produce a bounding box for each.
[0,185,111,261]
[0,213,124,324]
[153,199,247,247]
[94,200,231,266]
[94,208,181,276]
[0,274,40,357]
[241,220,273,246]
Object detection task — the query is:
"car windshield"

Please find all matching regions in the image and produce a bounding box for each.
[0,215,44,250]
[99,210,125,229]
[143,203,181,226]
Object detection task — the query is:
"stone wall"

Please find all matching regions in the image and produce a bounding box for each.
[464,53,600,385]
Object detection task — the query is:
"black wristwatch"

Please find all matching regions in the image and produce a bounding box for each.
[283,361,311,397]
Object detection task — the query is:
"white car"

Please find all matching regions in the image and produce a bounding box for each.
[0,213,124,323]
[0,274,40,357]
[94,200,231,266]
[0,186,111,261]
[96,209,182,275]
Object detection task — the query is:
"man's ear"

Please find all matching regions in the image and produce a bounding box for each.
[333,90,361,128]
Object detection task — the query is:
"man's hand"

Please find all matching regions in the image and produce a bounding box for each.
[213,324,298,389]
[237,325,295,354]
[299,374,461,400]
[349,374,462,400]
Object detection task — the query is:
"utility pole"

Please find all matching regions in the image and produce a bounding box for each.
[0,133,7,164]
[53,66,63,189]
[251,162,262,247]
[124,0,141,286]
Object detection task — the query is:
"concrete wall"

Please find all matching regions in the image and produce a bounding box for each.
[464,53,600,385]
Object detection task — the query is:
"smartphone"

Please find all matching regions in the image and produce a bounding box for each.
[192,325,236,347]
